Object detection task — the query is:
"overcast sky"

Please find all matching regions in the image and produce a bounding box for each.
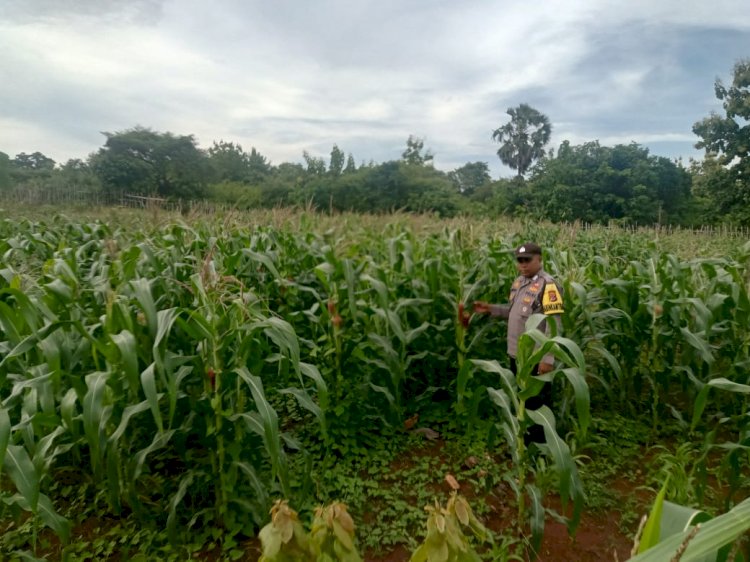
[1,0,749,176]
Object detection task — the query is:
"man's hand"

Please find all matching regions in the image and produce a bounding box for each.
[473,301,490,314]
[538,362,554,374]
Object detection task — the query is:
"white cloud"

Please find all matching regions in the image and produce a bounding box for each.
[0,0,747,175]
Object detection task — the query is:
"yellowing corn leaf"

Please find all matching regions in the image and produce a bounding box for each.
[279,517,294,544]
[337,507,355,534]
[258,525,282,558]
[435,513,446,533]
[332,520,354,551]
[453,497,470,526]
[432,540,450,562]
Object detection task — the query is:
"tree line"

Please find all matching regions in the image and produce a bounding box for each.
[1,60,748,226]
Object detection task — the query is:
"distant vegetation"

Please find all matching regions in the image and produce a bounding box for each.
[1,59,749,226]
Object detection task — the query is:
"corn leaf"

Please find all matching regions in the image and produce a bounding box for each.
[82,371,111,477]
[527,484,544,557]
[0,408,10,470]
[630,497,750,561]
[140,362,163,433]
[3,444,40,512]
[110,330,139,396]
[526,406,583,531]
[638,477,669,553]
[166,471,195,544]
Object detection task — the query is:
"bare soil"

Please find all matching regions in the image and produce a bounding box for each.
[363,487,638,562]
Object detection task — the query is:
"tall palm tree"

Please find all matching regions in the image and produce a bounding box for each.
[492,104,552,179]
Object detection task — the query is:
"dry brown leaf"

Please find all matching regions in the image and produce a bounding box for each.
[404,413,419,430]
[412,427,440,440]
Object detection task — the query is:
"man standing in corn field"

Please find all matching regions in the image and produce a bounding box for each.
[474,242,564,443]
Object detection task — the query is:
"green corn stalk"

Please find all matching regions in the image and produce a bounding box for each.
[480,313,588,552]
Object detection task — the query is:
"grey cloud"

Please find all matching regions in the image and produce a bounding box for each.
[0,0,164,24]
[1,0,749,175]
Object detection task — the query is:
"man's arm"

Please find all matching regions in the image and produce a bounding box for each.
[473,301,511,319]
[489,304,511,319]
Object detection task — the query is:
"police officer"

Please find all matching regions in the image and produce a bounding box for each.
[473,242,564,442]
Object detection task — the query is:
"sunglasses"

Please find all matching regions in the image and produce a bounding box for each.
[516,257,533,263]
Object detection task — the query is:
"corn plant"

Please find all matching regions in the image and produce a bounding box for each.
[257,494,488,562]
[258,500,313,561]
[409,493,490,562]
[257,500,361,562]
[0,219,315,551]
[691,377,750,507]
[1,211,749,558]
[479,313,589,553]
[629,481,750,562]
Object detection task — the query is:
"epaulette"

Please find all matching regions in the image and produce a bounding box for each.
[539,271,557,284]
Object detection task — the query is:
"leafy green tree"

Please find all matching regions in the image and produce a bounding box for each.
[302,151,327,176]
[527,141,691,225]
[402,169,463,216]
[207,141,250,183]
[9,151,56,187]
[56,158,101,193]
[344,154,356,174]
[201,145,272,207]
[12,152,56,171]
[492,103,551,178]
[300,160,462,216]
[90,127,209,198]
[247,148,272,185]
[401,135,434,166]
[329,145,345,177]
[0,151,11,190]
[259,162,304,207]
[688,154,732,225]
[448,161,491,195]
[468,177,527,216]
[692,59,750,225]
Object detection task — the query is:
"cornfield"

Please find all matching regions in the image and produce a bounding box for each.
[1,207,749,559]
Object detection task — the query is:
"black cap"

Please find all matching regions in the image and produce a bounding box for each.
[515,243,542,258]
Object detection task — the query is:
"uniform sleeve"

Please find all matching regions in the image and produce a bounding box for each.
[541,281,564,315]
[488,278,520,319]
[541,281,563,365]
[489,304,511,319]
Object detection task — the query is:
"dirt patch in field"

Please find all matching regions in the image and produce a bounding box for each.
[364,472,652,562]
[532,503,634,562]
[364,491,637,562]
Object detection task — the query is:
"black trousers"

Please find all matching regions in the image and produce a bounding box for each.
[509,357,552,445]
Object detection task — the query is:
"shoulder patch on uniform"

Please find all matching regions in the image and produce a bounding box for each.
[542,283,564,315]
